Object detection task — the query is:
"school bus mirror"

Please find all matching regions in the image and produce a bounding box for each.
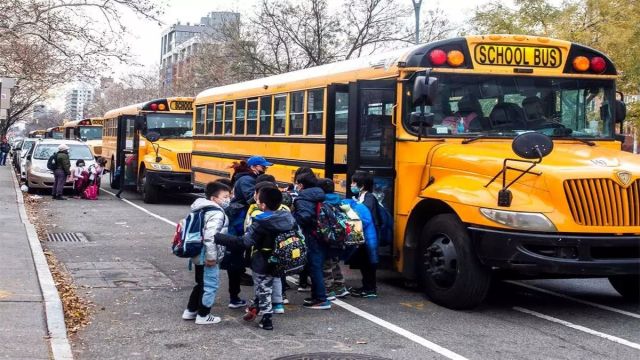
[146,131,161,143]
[614,100,626,124]
[134,115,146,130]
[409,112,434,128]
[511,132,553,160]
[412,76,438,107]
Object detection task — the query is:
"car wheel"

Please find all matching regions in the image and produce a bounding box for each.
[608,275,640,302]
[419,213,491,309]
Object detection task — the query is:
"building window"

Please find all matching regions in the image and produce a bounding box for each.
[259,96,272,135]
[224,103,233,135]
[307,89,324,135]
[235,100,246,135]
[205,104,214,134]
[289,91,304,135]
[195,105,205,135]
[247,99,258,135]
[215,104,223,134]
[273,95,286,135]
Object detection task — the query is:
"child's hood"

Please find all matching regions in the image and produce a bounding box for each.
[324,193,342,205]
[254,210,296,232]
[191,198,223,212]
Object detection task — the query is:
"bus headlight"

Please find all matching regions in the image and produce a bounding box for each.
[149,163,172,171]
[479,208,556,232]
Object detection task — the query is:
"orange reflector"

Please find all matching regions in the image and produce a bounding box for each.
[158,103,167,111]
[573,56,590,72]
[447,50,465,67]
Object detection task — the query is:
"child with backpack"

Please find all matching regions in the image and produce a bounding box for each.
[181,181,232,325]
[72,160,88,198]
[215,187,300,330]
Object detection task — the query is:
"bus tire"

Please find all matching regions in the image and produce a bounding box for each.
[419,214,491,309]
[109,160,119,189]
[141,170,159,204]
[608,275,640,301]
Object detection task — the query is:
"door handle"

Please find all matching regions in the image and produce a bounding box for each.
[391,104,398,127]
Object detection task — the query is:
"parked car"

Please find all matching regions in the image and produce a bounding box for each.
[16,138,37,178]
[25,139,96,193]
[10,138,24,171]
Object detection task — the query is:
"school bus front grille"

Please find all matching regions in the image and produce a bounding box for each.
[177,153,192,170]
[564,178,640,226]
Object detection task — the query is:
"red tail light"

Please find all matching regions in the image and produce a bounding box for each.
[429,49,447,66]
[590,57,606,73]
[150,103,158,111]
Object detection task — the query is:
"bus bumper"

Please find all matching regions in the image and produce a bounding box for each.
[468,226,640,276]
[146,170,193,192]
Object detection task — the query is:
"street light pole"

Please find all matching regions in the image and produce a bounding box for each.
[412,0,423,45]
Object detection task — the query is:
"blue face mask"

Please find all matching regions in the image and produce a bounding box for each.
[350,185,360,195]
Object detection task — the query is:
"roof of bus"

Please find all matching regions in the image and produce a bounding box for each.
[195,34,616,104]
[103,97,194,118]
[62,118,104,127]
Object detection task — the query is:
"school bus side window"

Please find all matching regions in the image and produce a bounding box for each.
[205,104,214,135]
[247,99,258,135]
[274,95,286,135]
[259,96,272,135]
[307,88,324,135]
[235,100,246,135]
[195,105,205,135]
[214,104,223,135]
[224,103,233,135]
[289,91,304,135]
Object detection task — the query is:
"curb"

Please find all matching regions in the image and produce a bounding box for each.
[10,174,74,359]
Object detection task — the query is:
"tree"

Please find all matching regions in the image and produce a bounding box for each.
[0,0,163,137]
[88,69,160,118]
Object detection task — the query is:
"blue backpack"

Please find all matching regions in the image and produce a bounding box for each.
[172,206,220,258]
[375,201,393,246]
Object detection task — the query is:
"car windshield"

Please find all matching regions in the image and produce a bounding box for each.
[145,113,192,139]
[21,140,35,154]
[33,144,94,160]
[405,74,616,140]
[79,126,102,140]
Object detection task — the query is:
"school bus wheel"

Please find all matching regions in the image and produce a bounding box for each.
[608,275,640,302]
[140,168,159,204]
[420,214,491,309]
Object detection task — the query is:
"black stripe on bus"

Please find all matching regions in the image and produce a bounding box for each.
[191,167,231,178]
[192,151,326,169]
[192,135,347,145]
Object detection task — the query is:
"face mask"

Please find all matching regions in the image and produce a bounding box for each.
[294,184,301,192]
[350,185,360,195]
[220,199,231,209]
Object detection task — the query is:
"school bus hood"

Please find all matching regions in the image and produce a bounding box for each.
[141,138,193,154]
[429,141,640,191]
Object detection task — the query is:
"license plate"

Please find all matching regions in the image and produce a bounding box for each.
[474,44,562,68]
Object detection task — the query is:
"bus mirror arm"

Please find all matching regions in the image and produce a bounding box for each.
[485,157,542,207]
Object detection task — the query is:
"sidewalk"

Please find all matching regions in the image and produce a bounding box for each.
[0,165,71,359]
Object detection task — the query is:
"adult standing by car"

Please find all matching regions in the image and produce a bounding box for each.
[0,138,10,166]
[52,144,71,200]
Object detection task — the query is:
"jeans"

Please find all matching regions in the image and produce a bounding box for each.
[0,152,7,165]
[187,264,220,316]
[52,169,66,197]
[307,236,328,301]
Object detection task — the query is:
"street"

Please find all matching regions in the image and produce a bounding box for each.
[34,186,640,360]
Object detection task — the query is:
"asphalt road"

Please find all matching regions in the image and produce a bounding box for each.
[33,186,640,360]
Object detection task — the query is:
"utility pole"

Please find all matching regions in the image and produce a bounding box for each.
[412,0,423,45]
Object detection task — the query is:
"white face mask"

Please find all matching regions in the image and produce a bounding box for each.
[220,199,231,209]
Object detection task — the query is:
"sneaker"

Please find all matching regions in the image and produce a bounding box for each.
[297,285,310,292]
[195,314,221,325]
[282,294,290,305]
[259,314,273,330]
[303,299,331,310]
[303,297,314,305]
[333,286,350,298]
[273,303,285,314]
[326,291,337,301]
[350,288,377,298]
[181,309,197,320]
[362,290,378,298]
[243,306,258,321]
[228,299,247,309]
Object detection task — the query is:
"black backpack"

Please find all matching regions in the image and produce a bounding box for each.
[46,153,57,171]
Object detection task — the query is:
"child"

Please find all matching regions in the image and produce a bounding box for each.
[72,160,88,198]
[182,181,231,325]
[215,187,296,331]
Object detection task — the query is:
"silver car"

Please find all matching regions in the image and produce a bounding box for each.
[25,139,96,193]
[18,139,37,180]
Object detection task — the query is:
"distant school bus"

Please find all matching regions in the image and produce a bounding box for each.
[192,35,640,309]
[62,118,105,157]
[45,126,64,139]
[27,130,46,138]
[102,97,195,203]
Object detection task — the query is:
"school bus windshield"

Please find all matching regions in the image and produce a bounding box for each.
[145,113,193,139]
[405,74,616,139]
[79,126,102,140]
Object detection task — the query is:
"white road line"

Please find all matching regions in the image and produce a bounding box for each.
[514,307,640,351]
[506,280,640,320]
[101,189,177,227]
[102,189,468,360]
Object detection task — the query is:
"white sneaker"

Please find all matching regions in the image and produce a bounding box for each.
[195,314,221,325]
[182,309,197,320]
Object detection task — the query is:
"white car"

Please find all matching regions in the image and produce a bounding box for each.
[25,139,96,193]
[18,139,37,180]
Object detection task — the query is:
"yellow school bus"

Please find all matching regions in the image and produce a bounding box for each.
[102,97,194,203]
[27,130,46,138]
[62,118,105,157]
[192,35,639,309]
[45,126,64,139]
